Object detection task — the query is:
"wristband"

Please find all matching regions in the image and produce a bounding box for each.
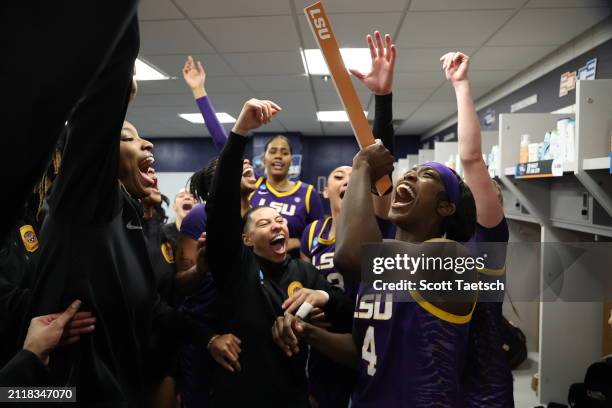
[207,334,220,350]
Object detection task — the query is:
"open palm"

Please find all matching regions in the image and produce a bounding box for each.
[349,31,396,95]
[183,55,206,90]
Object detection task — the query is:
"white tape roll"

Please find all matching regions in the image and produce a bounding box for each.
[295,301,314,320]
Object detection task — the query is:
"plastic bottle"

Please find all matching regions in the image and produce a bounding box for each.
[520,134,530,164]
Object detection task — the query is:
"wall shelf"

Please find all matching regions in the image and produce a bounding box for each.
[583,156,611,171]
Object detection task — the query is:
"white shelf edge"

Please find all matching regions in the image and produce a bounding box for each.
[582,156,611,171]
[550,219,612,238]
[506,213,538,224]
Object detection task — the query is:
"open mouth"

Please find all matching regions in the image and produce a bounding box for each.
[269,234,286,255]
[392,182,416,209]
[138,157,155,187]
[339,189,346,200]
[182,203,193,211]
[271,161,284,171]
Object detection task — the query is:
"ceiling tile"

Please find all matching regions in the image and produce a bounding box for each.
[136,79,189,95]
[176,0,291,18]
[467,70,519,88]
[395,47,477,72]
[526,0,610,8]
[470,45,557,70]
[139,20,214,54]
[393,101,422,119]
[139,0,183,20]
[224,51,305,75]
[315,90,371,111]
[262,91,318,116]
[488,8,610,46]
[144,54,234,77]
[397,10,515,47]
[410,0,524,11]
[299,13,403,49]
[321,122,355,136]
[294,0,406,14]
[392,87,438,102]
[278,116,322,135]
[394,72,445,88]
[243,75,311,93]
[194,16,300,52]
[131,93,195,107]
[404,100,457,125]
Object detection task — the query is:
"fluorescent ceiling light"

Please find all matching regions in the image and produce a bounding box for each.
[179,113,236,124]
[302,48,371,76]
[134,58,170,81]
[317,110,367,122]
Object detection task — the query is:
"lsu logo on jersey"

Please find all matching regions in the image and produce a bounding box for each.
[161,242,174,263]
[313,252,334,270]
[354,293,393,320]
[287,281,303,297]
[258,199,296,217]
[19,225,39,253]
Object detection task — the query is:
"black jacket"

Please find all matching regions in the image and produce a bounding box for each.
[206,132,353,408]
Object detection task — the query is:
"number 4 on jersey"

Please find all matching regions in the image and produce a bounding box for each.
[362,325,377,376]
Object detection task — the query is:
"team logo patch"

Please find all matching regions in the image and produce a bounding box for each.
[294,197,301,203]
[19,225,39,253]
[161,242,174,263]
[287,281,303,297]
[259,184,267,190]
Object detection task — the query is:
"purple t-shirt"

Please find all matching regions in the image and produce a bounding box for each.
[249,177,324,239]
[180,203,207,241]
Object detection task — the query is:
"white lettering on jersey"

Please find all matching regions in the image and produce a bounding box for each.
[354,293,393,320]
[258,198,297,217]
[314,252,334,270]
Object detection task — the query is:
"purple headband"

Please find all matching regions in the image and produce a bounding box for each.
[420,161,461,207]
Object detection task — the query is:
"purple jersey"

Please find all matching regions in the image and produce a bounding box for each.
[249,177,324,239]
[352,238,476,408]
[463,218,513,408]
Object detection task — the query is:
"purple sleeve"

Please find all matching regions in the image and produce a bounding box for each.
[179,203,207,241]
[300,223,313,258]
[472,217,509,243]
[196,96,227,151]
[307,187,325,224]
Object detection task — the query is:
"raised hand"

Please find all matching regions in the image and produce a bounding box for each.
[349,31,396,95]
[183,56,207,97]
[232,99,282,136]
[440,51,470,85]
[353,141,395,183]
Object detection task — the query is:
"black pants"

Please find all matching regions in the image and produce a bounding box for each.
[0,0,139,241]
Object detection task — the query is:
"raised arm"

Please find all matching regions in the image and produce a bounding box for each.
[334,144,394,280]
[442,52,503,228]
[350,31,397,217]
[206,99,281,288]
[50,24,138,223]
[183,56,227,151]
